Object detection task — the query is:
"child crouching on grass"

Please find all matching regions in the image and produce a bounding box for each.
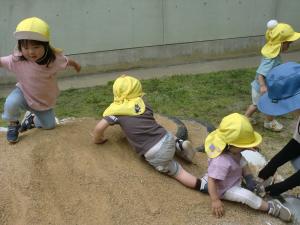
[92,75,207,191]
[199,113,292,222]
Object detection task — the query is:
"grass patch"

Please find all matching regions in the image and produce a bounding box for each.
[0,68,254,125]
[0,67,294,142]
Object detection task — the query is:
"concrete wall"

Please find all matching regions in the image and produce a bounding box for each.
[0,0,300,79]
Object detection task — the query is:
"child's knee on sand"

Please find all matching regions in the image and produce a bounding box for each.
[34,115,56,130]
[144,132,179,176]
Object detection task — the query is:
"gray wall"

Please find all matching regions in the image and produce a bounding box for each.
[0,0,300,78]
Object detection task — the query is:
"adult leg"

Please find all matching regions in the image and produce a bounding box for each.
[291,155,300,170]
[259,139,300,179]
[265,170,300,196]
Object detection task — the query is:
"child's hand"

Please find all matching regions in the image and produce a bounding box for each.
[260,85,267,94]
[211,199,224,218]
[68,59,81,72]
[73,62,81,72]
[89,131,107,144]
[95,138,108,144]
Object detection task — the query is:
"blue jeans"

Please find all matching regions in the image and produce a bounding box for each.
[2,87,56,129]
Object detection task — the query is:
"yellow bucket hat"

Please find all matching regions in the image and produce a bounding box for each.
[205,113,262,158]
[261,20,300,58]
[103,75,146,117]
[14,17,50,42]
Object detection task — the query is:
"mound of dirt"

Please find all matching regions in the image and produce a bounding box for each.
[0,116,287,225]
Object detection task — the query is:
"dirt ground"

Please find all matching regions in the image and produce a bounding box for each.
[0,116,291,225]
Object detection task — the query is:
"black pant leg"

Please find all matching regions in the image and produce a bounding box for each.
[258,138,300,179]
[265,170,300,196]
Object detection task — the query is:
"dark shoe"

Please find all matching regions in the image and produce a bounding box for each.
[7,122,21,143]
[19,112,35,133]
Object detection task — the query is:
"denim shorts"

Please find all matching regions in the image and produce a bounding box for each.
[144,132,180,176]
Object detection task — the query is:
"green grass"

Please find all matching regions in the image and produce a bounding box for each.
[0,67,293,138]
[0,68,260,127]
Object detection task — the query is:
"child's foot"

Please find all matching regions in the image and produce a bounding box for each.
[19,112,35,133]
[268,199,292,222]
[175,139,195,163]
[7,122,21,143]
[264,120,283,132]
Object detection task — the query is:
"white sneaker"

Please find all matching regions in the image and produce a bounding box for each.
[175,140,195,163]
[264,120,283,132]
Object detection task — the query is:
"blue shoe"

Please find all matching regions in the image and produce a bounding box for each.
[7,122,21,143]
[19,112,35,133]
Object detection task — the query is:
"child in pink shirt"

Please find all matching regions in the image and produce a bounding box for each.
[0,17,81,143]
[199,113,292,222]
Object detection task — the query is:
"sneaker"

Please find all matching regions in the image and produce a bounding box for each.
[175,139,195,163]
[7,122,21,143]
[19,112,35,133]
[268,199,292,222]
[199,176,208,193]
[264,120,283,132]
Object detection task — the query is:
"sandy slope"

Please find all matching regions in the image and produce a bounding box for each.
[0,116,286,225]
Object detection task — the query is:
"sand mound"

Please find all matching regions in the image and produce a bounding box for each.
[0,116,286,225]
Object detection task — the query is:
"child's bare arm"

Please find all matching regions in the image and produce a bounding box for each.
[208,177,224,218]
[67,58,81,72]
[257,74,267,94]
[92,119,110,144]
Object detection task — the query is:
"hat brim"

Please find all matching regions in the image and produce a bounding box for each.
[286,32,300,42]
[205,129,262,159]
[205,130,227,158]
[261,43,281,58]
[258,92,300,116]
[103,97,145,117]
[14,31,49,42]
